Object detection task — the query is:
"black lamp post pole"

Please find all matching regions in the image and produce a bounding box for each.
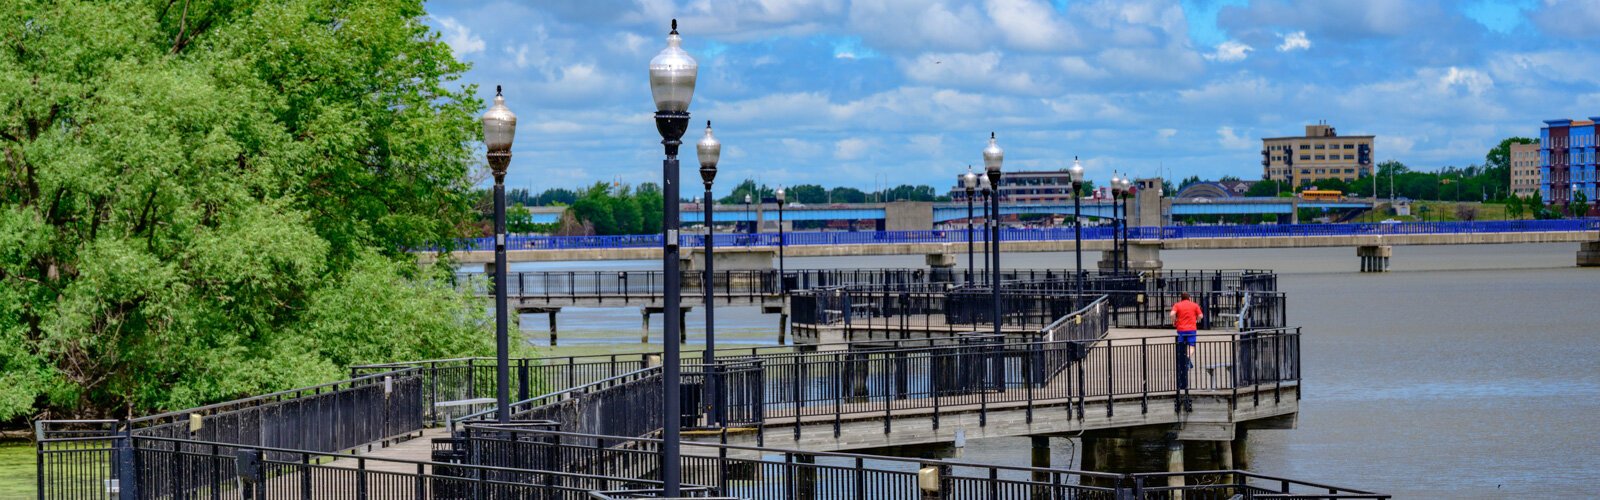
[655,111,687,497]
[981,189,990,283]
[777,200,785,290]
[1121,191,1131,271]
[990,186,1002,337]
[1073,183,1083,298]
[966,190,975,285]
[491,158,510,425]
[703,189,715,362]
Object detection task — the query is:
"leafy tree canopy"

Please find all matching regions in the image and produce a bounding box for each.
[0,0,492,421]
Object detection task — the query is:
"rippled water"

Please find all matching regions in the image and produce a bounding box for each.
[498,242,1600,498]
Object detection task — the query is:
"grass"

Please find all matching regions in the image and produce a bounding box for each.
[0,441,34,498]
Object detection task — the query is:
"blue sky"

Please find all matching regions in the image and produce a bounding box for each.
[425,0,1600,195]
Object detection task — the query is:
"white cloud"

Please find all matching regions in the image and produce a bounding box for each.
[835,138,873,160]
[1440,67,1493,96]
[435,17,485,56]
[1378,135,1416,155]
[984,0,1076,51]
[1205,41,1253,62]
[1158,128,1178,140]
[1217,126,1253,150]
[781,138,824,158]
[1277,31,1311,52]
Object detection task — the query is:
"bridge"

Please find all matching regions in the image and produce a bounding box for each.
[36,268,1390,499]
[430,219,1600,269]
[522,197,1371,227]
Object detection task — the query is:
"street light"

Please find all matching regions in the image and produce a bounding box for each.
[962,166,979,285]
[744,193,753,234]
[979,173,992,280]
[648,19,695,496]
[1113,171,1126,274]
[776,186,786,290]
[1117,177,1133,272]
[696,121,719,366]
[983,132,1004,338]
[1069,157,1085,299]
[481,86,516,425]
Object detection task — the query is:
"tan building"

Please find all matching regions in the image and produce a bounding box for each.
[1509,141,1541,198]
[1261,123,1375,188]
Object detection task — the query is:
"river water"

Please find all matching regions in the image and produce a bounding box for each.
[500,242,1600,498]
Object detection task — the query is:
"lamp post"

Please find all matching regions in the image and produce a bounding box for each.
[979,174,992,282]
[1069,157,1085,299]
[983,133,1004,337]
[481,86,517,425]
[648,19,695,496]
[776,186,786,290]
[1109,174,1122,275]
[963,167,978,285]
[696,121,719,366]
[1118,177,1132,271]
[745,193,753,234]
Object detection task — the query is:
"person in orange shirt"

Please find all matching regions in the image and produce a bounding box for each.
[1169,292,1203,389]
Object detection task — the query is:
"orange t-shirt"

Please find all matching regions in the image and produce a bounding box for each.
[1172,300,1202,332]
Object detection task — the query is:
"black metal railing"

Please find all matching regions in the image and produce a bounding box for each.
[457,268,1278,301]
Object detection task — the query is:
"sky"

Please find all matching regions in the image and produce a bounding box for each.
[425,0,1600,196]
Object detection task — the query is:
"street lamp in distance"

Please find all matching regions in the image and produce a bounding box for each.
[983,132,1004,338]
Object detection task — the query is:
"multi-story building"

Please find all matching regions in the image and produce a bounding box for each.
[1539,118,1598,205]
[1510,142,1541,198]
[950,170,1078,203]
[1261,123,1374,188]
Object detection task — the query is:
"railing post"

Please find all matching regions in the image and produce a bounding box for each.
[116,427,138,500]
[1140,337,1149,414]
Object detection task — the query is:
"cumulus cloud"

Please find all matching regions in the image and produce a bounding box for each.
[436,16,485,56]
[1529,0,1600,39]
[1277,31,1310,52]
[835,138,873,160]
[1205,41,1253,62]
[1217,127,1253,150]
[1440,67,1493,96]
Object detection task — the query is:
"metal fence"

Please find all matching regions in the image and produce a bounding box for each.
[442,218,1600,251]
[452,425,1385,500]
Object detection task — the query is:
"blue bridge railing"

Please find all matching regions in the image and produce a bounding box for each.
[439,219,1600,252]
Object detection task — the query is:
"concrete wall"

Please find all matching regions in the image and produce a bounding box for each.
[884,201,934,231]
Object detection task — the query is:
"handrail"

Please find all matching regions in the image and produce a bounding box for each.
[128,366,419,427]
[454,366,663,428]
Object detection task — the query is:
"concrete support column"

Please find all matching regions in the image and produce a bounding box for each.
[1166,440,1185,499]
[795,454,817,500]
[680,308,689,344]
[1357,245,1391,273]
[1578,241,1600,267]
[1217,439,1234,470]
[1031,436,1051,499]
[1127,240,1163,271]
[1231,428,1250,470]
[778,313,789,345]
[547,311,558,346]
[640,309,651,344]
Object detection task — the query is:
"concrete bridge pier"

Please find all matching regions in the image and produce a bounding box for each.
[1166,440,1185,498]
[1031,436,1051,498]
[1357,245,1391,272]
[1098,240,1164,272]
[1579,241,1600,267]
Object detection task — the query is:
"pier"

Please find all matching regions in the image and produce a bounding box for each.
[35,267,1385,499]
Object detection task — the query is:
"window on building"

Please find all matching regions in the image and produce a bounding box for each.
[1315,155,1325,160]
[1300,155,1310,160]
[1344,144,1355,149]
[1344,154,1354,160]
[1314,144,1325,149]
[1299,145,1309,150]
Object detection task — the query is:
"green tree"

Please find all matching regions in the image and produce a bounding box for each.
[786,184,828,204]
[1245,180,1288,197]
[1485,137,1537,172]
[1505,195,1525,220]
[635,183,664,234]
[1572,192,1591,218]
[0,0,491,420]
[829,187,868,203]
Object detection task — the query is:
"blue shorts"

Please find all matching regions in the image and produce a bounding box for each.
[1177,331,1197,346]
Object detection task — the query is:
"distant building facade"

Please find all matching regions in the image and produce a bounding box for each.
[951,170,1078,204]
[1261,123,1374,188]
[1510,142,1541,198]
[1539,118,1598,204]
